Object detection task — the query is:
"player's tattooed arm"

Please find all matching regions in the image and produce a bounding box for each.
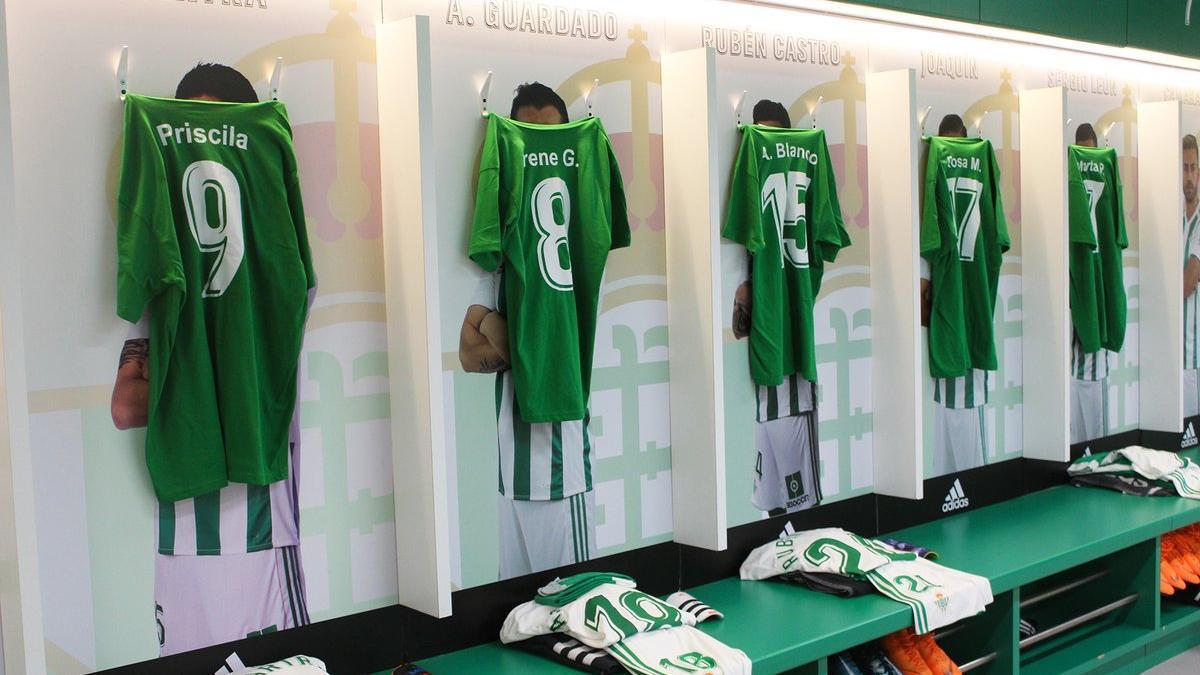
[459,305,510,374]
[112,339,150,430]
[1187,256,1200,300]
[732,281,752,339]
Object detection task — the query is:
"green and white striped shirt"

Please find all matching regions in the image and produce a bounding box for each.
[495,368,593,501]
[1071,338,1112,382]
[755,373,815,423]
[933,370,990,409]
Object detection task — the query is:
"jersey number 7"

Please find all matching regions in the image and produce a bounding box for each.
[946,176,983,262]
[1083,179,1106,252]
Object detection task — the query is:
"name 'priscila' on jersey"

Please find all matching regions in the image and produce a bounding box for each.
[156,122,249,150]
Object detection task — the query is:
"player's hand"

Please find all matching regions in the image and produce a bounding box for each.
[479,311,510,362]
[920,279,932,328]
[732,281,752,339]
[111,360,149,430]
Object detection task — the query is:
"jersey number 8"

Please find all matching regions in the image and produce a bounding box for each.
[183,160,246,298]
[532,176,574,292]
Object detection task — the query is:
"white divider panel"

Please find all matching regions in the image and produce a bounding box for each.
[867,69,923,499]
[1138,100,1184,434]
[376,15,452,617]
[662,47,726,551]
[0,0,44,668]
[1020,87,1070,462]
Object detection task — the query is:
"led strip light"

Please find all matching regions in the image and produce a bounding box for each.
[733,0,1200,73]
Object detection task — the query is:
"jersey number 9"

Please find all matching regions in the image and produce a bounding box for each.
[183,160,246,298]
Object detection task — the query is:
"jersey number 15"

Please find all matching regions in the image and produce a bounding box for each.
[761,170,812,269]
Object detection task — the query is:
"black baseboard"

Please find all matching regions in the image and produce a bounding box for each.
[1141,414,1200,451]
[876,459,1023,532]
[100,424,1180,674]
[1070,429,1141,459]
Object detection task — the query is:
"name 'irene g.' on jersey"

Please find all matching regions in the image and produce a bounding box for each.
[522,147,577,167]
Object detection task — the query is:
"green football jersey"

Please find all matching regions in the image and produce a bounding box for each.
[921,136,1010,378]
[723,125,850,386]
[117,94,315,502]
[469,113,630,423]
[1067,145,1128,355]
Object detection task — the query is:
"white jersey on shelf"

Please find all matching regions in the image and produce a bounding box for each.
[740,527,993,633]
[500,582,694,648]
[739,527,912,580]
[223,655,326,675]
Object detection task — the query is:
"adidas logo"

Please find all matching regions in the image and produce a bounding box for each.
[1183,422,1198,449]
[942,479,970,513]
[780,521,797,539]
[1083,446,1092,456]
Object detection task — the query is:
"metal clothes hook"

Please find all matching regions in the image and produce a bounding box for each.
[918,106,933,135]
[117,46,129,102]
[269,57,284,101]
[480,70,494,118]
[585,78,599,117]
[974,110,988,137]
[734,90,748,127]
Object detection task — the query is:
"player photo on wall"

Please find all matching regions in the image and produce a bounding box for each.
[723,99,851,517]
[459,83,630,580]
[1067,123,1128,445]
[1184,134,1200,423]
[111,63,314,657]
[921,113,1009,477]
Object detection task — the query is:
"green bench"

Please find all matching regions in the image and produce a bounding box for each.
[419,481,1200,674]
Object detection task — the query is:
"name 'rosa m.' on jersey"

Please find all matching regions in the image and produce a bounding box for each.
[921,136,1010,379]
[1067,144,1128,356]
[117,94,315,502]
[723,126,851,387]
[469,113,630,423]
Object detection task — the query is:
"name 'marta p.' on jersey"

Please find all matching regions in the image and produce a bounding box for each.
[723,125,851,387]
[469,112,630,423]
[1068,145,1128,355]
[921,136,1010,379]
[117,94,315,502]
